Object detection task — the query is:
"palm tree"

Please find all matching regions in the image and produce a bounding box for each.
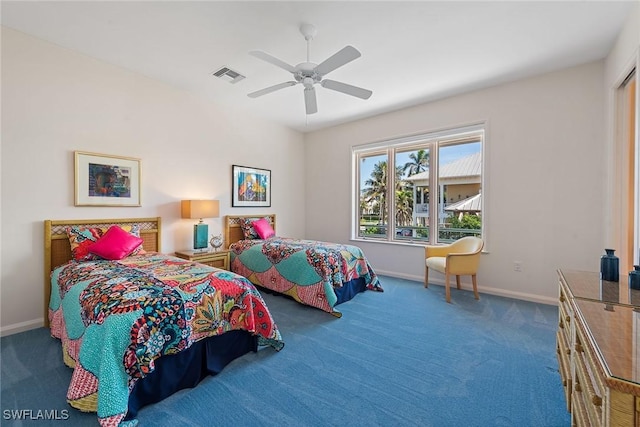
[393,149,428,229]
[402,149,429,177]
[362,161,388,224]
[362,160,408,228]
[395,188,413,226]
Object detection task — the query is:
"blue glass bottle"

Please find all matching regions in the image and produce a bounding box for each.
[629,265,640,290]
[600,249,619,282]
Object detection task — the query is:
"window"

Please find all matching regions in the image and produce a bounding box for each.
[354,124,484,245]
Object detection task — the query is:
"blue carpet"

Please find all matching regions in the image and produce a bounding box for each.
[1,276,570,426]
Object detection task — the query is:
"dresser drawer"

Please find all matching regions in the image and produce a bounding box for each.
[174,250,230,271]
[571,390,590,427]
[558,302,572,347]
[202,257,226,269]
[556,331,572,411]
[573,326,604,426]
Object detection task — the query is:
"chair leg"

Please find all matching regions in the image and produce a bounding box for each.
[445,272,451,303]
[424,265,429,288]
[456,275,461,289]
[472,274,479,300]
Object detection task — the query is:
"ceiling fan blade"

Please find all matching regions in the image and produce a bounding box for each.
[247,81,297,98]
[314,45,361,77]
[321,79,372,100]
[304,87,318,115]
[249,50,296,73]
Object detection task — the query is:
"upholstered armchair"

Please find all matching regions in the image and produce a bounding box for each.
[424,237,484,303]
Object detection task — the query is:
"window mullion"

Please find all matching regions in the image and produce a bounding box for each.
[387,147,396,242]
[429,142,439,244]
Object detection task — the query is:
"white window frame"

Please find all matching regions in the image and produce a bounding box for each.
[352,123,486,245]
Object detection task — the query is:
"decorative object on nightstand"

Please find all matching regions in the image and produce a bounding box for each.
[174,249,230,271]
[181,199,219,251]
[209,234,223,252]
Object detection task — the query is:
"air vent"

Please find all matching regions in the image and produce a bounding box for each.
[212,67,245,84]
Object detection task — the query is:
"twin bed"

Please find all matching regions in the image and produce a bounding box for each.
[45,217,283,426]
[224,214,382,317]
[45,215,380,425]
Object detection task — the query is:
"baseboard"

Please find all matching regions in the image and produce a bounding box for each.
[374,269,558,306]
[375,268,423,283]
[0,318,44,337]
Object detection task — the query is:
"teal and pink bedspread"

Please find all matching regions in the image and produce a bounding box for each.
[49,252,283,427]
[230,237,382,316]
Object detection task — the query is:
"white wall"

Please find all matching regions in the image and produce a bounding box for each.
[304,61,606,304]
[0,28,306,335]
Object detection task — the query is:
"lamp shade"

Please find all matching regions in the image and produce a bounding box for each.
[181,200,219,220]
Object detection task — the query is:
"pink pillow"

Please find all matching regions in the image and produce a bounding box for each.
[252,218,275,239]
[89,225,144,260]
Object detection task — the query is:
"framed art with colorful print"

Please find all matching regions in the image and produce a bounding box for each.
[232,165,271,207]
[74,151,141,207]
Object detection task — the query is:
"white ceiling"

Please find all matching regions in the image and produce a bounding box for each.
[1,1,635,133]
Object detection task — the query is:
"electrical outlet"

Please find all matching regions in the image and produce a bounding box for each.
[514,261,523,272]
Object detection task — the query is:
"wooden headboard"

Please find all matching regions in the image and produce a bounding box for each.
[224,214,276,249]
[43,217,161,327]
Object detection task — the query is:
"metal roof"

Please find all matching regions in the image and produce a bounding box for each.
[405,151,481,183]
[444,192,482,212]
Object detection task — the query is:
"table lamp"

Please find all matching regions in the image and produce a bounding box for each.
[181,200,219,251]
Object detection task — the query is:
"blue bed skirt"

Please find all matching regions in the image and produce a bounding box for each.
[125,330,257,420]
[335,277,367,305]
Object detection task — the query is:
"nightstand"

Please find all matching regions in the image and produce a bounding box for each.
[174,249,230,271]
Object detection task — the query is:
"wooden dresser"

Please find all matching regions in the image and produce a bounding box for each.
[557,270,640,426]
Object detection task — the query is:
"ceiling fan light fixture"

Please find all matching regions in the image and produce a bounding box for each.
[302,77,315,88]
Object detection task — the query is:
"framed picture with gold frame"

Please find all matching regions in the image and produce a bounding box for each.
[232,164,271,207]
[74,151,141,206]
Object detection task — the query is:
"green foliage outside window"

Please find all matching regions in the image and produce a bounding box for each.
[447,213,481,229]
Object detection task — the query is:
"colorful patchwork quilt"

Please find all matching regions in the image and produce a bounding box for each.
[48,253,284,427]
[230,238,382,316]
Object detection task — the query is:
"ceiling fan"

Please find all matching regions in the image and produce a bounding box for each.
[247,23,373,115]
